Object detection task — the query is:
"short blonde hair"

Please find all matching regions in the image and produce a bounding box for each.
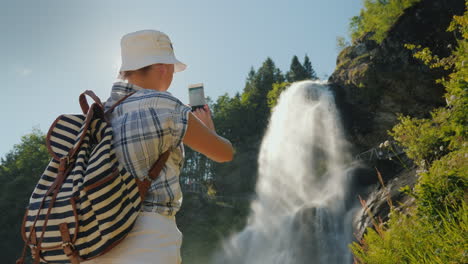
[118,64,153,81]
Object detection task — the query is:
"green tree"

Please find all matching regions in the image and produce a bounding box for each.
[349,0,421,43]
[0,129,51,263]
[267,82,291,109]
[303,55,318,80]
[242,67,256,95]
[242,57,284,138]
[188,57,290,195]
[286,55,308,82]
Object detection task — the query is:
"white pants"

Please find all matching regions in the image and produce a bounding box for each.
[82,212,183,264]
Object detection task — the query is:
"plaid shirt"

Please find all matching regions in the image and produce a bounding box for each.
[104,81,191,216]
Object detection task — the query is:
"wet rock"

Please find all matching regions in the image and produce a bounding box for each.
[352,165,418,241]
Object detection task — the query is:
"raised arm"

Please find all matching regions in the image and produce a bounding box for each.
[182,106,234,163]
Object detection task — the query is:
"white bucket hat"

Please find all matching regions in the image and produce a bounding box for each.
[117,29,187,79]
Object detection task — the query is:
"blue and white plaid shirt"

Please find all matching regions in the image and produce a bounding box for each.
[104,81,192,216]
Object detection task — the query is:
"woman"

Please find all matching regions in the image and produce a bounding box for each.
[83,29,234,264]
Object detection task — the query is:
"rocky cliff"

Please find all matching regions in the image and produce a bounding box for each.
[327,0,466,240]
[329,0,465,153]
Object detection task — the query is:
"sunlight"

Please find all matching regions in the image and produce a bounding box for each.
[112,56,121,71]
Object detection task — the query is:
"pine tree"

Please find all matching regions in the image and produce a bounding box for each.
[286,55,308,82]
[242,67,256,97]
[303,55,318,80]
[241,57,284,138]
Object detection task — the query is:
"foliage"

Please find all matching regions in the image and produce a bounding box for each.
[212,93,248,145]
[404,44,457,70]
[351,203,467,264]
[286,56,306,82]
[177,193,251,264]
[389,6,468,166]
[349,0,422,43]
[352,4,468,262]
[286,55,318,83]
[242,58,285,134]
[267,82,290,108]
[336,36,351,52]
[414,147,467,219]
[265,56,319,109]
[389,114,447,164]
[0,129,50,263]
[303,55,318,80]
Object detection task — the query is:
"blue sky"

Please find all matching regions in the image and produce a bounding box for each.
[1,0,363,158]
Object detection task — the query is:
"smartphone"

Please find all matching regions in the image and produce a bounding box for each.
[188,83,206,111]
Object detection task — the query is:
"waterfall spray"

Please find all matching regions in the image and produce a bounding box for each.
[212,80,360,264]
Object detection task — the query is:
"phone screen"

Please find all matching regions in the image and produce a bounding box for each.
[188,83,206,111]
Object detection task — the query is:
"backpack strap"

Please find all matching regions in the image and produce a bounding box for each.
[104,91,174,201]
[104,92,136,118]
[135,149,172,201]
[59,223,80,264]
[79,90,103,114]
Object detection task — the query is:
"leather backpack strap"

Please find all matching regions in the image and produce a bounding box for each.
[103,92,136,123]
[79,90,103,114]
[135,149,172,201]
[59,223,80,264]
[104,92,136,116]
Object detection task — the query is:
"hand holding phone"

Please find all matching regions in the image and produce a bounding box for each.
[188,83,206,112]
[193,105,215,132]
[188,83,215,131]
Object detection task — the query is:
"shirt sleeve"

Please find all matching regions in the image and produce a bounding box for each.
[147,93,192,152]
[171,100,192,148]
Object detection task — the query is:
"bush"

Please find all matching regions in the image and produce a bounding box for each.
[350,0,422,43]
[350,202,467,264]
[415,149,467,221]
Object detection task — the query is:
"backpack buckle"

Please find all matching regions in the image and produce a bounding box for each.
[29,244,41,262]
[59,156,70,172]
[29,244,37,253]
[62,156,70,165]
[62,241,74,249]
[62,241,79,262]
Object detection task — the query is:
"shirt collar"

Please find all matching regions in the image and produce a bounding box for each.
[104,81,172,111]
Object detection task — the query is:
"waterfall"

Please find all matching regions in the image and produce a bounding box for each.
[211,80,361,264]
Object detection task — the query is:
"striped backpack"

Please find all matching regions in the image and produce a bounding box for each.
[17,90,171,264]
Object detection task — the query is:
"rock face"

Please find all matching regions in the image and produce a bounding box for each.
[329,0,466,153]
[327,0,466,241]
